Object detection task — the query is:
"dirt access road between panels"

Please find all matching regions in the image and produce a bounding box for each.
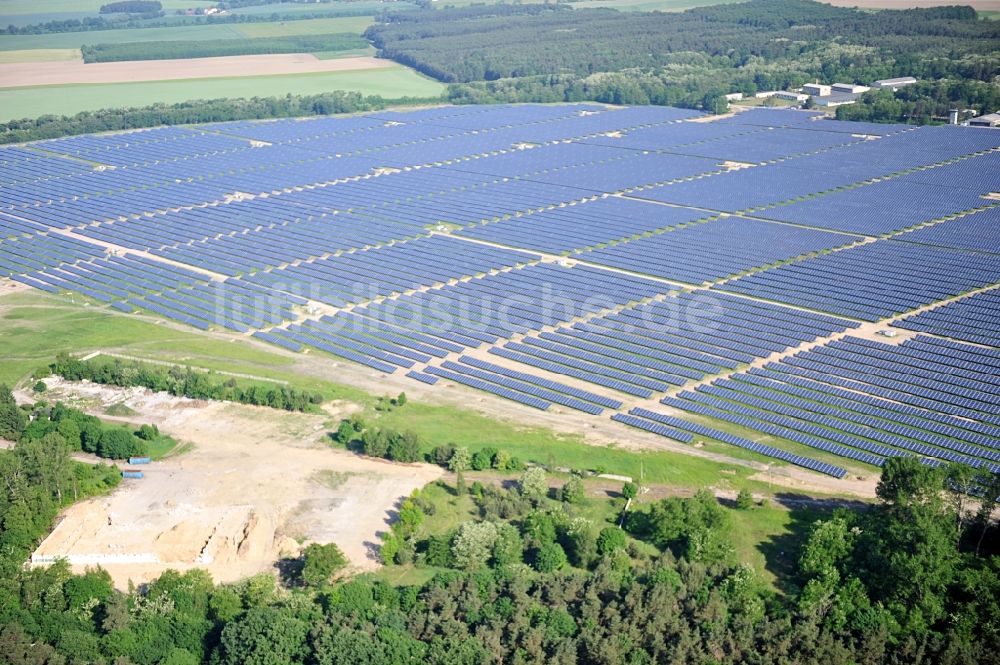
[0,54,395,88]
[25,378,442,589]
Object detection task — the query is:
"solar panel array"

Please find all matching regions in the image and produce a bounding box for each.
[721,241,1000,321]
[579,216,862,284]
[3,103,999,480]
[893,289,1000,347]
[657,335,1000,473]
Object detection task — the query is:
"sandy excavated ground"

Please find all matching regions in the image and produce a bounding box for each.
[0,54,395,88]
[29,378,441,589]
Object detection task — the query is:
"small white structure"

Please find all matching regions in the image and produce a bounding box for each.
[724,92,744,101]
[774,91,809,103]
[831,83,870,94]
[754,91,779,99]
[872,77,917,91]
[802,83,831,97]
[813,93,861,108]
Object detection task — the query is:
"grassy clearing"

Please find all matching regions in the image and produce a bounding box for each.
[104,402,136,417]
[234,16,374,37]
[367,400,753,489]
[0,48,80,62]
[0,290,368,403]
[145,434,181,460]
[0,66,445,121]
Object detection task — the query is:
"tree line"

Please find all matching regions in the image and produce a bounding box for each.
[50,354,325,413]
[81,32,367,63]
[99,1,162,13]
[0,385,123,580]
[0,91,442,144]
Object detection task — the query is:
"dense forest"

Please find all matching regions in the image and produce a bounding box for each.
[366,0,999,120]
[1,400,999,665]
[81,33,367,63]
[0,91,440,144]
[50,354,325,413]
[99,1,162,14]
[366,1,997,84]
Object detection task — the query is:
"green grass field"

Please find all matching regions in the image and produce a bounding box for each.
[0,15,373,50]
[367,400,754,488]
[0,0,196,15]
[0,23,246,50]
[235,15,373,37]
[0,67,445,121]
[0,289,364,396]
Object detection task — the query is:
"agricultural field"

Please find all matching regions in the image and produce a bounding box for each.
[0,54,394,87]
[0,2,429,120]
[0,66,444,120]
[0,15,376,51]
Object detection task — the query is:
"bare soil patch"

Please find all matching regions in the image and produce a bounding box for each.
[0,54,395,88]
[29,378,442,588]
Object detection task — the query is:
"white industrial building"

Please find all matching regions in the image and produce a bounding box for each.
[969,113,1000,128]
[802,84,831,97]
[831,83,870,94]
[774,91,809,102]
[812,93,861,108]
[872,77,917,91]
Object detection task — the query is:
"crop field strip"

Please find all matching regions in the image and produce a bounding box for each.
[3,104,1000,479]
